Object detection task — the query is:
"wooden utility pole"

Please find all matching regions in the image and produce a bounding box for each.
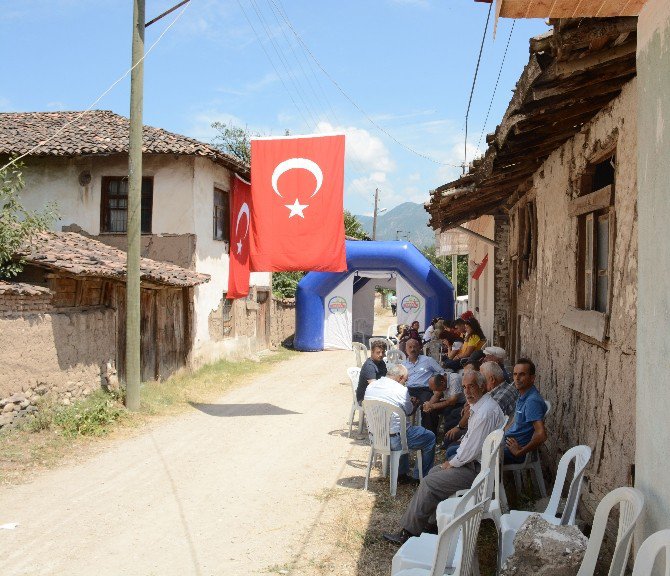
[126,0,145,411]
[372,187,379,240]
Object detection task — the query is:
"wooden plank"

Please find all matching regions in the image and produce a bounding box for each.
[568,186,612,217]
[545,41,636,80]
[561,306,608,341]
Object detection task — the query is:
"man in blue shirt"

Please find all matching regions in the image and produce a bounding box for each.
[504,358,547,464]
[402,338,446,435]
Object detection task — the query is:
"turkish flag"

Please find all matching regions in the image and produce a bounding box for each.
[249,134,347,272]
[226,174,252,299]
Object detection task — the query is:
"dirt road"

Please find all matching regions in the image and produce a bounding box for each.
[0,348,373,576]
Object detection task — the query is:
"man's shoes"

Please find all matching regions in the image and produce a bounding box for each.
[397,474,420,486]
[382,529,413,546]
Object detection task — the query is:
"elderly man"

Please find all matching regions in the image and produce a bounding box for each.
[383,370,504,545]
[364,363,436,483]
[402,338,446,435]
[483,346,512,382]
[356,341,387,402]
[504,358,547,464]
[443,361,520,459]
[422,373,465,433]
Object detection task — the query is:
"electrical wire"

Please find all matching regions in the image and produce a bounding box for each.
[266,0,461,168]
[1,2,190,172]
[476,21,515,152]
[463,1,493,172]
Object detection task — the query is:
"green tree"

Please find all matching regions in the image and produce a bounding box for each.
[0,163,58,279]
[344,210,369,240]
[211,122,253,165]
[421,244,468,296]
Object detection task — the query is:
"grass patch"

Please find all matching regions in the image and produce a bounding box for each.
[0,347,298,485]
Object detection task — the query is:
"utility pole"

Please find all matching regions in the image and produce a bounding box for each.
[372,187,379,240]
[126,0,145,411]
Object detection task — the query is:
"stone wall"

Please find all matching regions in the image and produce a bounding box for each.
[0,286,116,430]
[510,80,637,518]
[271,297,296,347]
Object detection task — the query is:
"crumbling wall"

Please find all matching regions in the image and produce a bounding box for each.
[0,284,116,429]
[271,297,295,347]
[493,215,510,348]
[512,79,637,518]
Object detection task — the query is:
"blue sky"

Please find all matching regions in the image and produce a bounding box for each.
[0,0,546,215]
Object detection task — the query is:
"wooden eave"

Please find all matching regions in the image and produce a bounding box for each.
[475,0,646,18]
[426,17,636,231]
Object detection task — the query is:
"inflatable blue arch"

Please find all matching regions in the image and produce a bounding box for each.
[294,240,455,351]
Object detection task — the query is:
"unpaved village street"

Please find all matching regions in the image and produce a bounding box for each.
[0,348,377,576]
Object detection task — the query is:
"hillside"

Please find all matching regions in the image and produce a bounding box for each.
[355,202,434,248]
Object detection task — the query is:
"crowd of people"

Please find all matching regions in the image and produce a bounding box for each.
[357,312,548,547]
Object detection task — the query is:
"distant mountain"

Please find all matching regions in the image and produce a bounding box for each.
[355,202,434,248]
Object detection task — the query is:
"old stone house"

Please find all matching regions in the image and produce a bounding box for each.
[0,231,209,429]
[0,110,290,367]
[428,17,637,520]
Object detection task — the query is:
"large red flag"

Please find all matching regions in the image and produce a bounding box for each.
[226,174,252,299]
[249,134,347,272]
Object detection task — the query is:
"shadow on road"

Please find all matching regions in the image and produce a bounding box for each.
[188,402,301,417]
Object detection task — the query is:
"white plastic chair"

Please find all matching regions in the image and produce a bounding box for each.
[576,487,644,576]
[352,342,368,368]
[387,349,407,364]
[392,496,491,576]
[631,529,670,576]
[387,323,399,341]
[499,444,592,568]
[437,430,504,534]
[423,340,442,362]
[501,399,552,498]
[347,367,363,437]
[361,399,423,497]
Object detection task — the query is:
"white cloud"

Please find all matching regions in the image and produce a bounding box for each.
[408,172,421,182]
[0,97,13,112]
[316,121,395,173]
[185,108,246,143]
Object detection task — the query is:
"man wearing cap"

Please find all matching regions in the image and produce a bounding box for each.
[402,339,446,434]
[383,370,504,545]
[483,346,512,382]
[364,363,435,484]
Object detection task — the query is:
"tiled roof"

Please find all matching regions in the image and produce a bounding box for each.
[19,232,209,287]
[0,110,248,175]
[0,281,52,296]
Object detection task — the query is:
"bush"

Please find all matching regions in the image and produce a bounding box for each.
[51,390,127,437]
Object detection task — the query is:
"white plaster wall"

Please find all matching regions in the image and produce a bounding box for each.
[20,154,197,235]
[636,0,670,549]
[191,157,271,359]
[465,216,495,342]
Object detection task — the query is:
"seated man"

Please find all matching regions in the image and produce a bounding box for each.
[422,373,465,433]
[383,370,504,545]
[402,339,446,435]
[364,364,435,483]
[482,345,512,382]
[355,341,388,403]
[504,358,547,464]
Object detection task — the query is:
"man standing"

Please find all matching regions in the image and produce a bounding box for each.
[504,358,547,464]
[364,364,436,483]
[402,339,446,435]
[356,341,388,402]
[383,370,504,545]
[389,293,397,316]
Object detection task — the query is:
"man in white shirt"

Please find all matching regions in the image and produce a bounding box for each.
[383,370,504,544]
[364,364,436,484]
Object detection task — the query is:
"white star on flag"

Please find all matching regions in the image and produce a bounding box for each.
[236,240,243,254]
[285,198,308,218]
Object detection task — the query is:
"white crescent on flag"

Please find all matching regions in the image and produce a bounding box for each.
[271,158,323,199]
[235,202,250,254]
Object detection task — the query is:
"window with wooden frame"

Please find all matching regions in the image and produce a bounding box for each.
[516,200,537,283]
[213,188,230,242]
[100,176,153,234]
[574,154,615,315]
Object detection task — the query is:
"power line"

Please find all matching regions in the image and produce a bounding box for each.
[266,0,461,168]
[1,2,190,172]
[145,0,190,27]
[463,1,493,172]
[476,21,515,151]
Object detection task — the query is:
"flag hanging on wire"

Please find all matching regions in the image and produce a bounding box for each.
[249,134,347,272]
[226,174,252,299]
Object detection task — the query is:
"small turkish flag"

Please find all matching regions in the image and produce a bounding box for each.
[226,174,251,299]
[249,134,347,272]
